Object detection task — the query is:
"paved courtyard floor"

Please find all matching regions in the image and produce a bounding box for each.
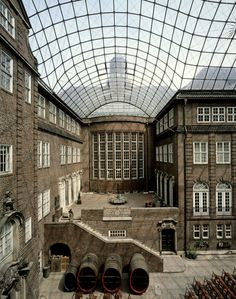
[39,254,236,299]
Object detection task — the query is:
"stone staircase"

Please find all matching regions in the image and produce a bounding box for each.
[75,220,161,258]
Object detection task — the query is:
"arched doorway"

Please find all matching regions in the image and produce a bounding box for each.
[162,229,175,252]
[49,243,71,272]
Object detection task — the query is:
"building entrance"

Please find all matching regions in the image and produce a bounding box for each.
[162,229,175,252]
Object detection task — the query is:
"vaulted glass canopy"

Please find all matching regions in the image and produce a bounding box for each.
[23,0,236,119]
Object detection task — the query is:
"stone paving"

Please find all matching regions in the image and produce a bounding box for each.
[39,255,236,299]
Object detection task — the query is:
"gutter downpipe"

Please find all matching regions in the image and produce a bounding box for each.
[183,98,188,255]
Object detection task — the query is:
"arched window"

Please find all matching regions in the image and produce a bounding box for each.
[216,182,232,215]
[193,182,209,215]
[0,222,13,262]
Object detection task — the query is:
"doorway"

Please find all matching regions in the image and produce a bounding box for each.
[162,229,175,252]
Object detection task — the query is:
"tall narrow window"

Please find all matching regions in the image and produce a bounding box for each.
[225,224,231,239]
[0,222,13,261]
[216,182,232,215]
[163,144,168,162]
[156,147,159,162]
[49,102,57,124]
[24,71,31,103]
[60,145,66,165]
[131,133,137,179]
[42,142,50,167]
[38,95,45,118]
[72,147,77,163]
[216,142,230,164]
[0,144,12,174]
[193,142,208,164]
[59,109,65,127]
[99,133,106,179]
[0,1,15,37]
[25,217,32,243]
[107,133,113,179]
[123,133,130,179]
[193,182,209,215]
[77,148,81,163]
[202,224,209,239]
[168,143,173,163]
[0,51,13,92]
[93,134,98,179]
[42,189,50,217]
[115,133,122,180]
[71,119,76,133]
[138,134,144,178]
[66,115,71,131]
[168,108,174,127]
[38,193,43,221]
[67,146,72,164]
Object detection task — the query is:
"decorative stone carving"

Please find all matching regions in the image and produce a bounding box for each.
[0,265,19,295]
[157,219,177,231]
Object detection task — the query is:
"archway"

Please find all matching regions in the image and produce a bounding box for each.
[49,243,71,272]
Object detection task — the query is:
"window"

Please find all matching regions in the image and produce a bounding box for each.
[193,142,208,164]
[202,224,209,239]
[72,147,77,163]
[156,147,159,161]
[227,107,236,122]
[216,224,223,239]
[66,115,71,131]
[193,225,200,239]
[0,1,15,37]
[38,95,45,118]
[92,132,144,180]
[60,145,66,165]
[156,122,160,135]
[0,222,13,261]
[108,230,126,238]
[49,102,57,124]
[77,148,80,163]
[42,189,50,217]
[216,142,230,164]
[193,182,209,215]
[216,182,232,215]
[197,107,210,122]
[38,194,42,221]
[0,144,12,174]
[159,146,163,162]
[212,107,225,122]
[67,146,72,164]
[168,143,173,163]
[25,217,32,243]
[163,114,168,130]
[38,141,50,168]
[168,108,174,127]
[0,51,13,92]
[225,224,231,239]
[24,71,31,103]
[59,109,65,127]
[42,142,50,167]
[163,144,168,163]
[76,123,80,135]
[71,119,76,133]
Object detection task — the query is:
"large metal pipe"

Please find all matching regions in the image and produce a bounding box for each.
[77,253,98,293]
[129,253,149,294]
[102,253,122,293]
[64,264,77,292]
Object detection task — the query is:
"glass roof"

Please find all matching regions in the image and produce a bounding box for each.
[23,0,236,119]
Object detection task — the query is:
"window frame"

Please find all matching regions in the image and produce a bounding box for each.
[216,142,231,164]
[225,224,231,239]
[49,102,57,124]
[193,142,208,164]
[0,1,15,38]
[202,224,209,239]
[216,182,232,215]
[193,183,209,216]
[25,217,32,243]
[108,230,126,238]
[227,107,236,122]
[193,225,200,239]
[24,71,31,103]
[38,94,46,119]
[0,50,13,92]
[0,144,13,174]
[216,224,223,239]
[212,107,225,123]
[197,107,210,123]
[0,222,13,262]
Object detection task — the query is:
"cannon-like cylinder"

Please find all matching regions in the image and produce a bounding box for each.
[77,253,98,293]
[102,253,122,293]
[129,253,149,294]
[64,264,77,292]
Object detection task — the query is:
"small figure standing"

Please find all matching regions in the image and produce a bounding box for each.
[68,209,74,221]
